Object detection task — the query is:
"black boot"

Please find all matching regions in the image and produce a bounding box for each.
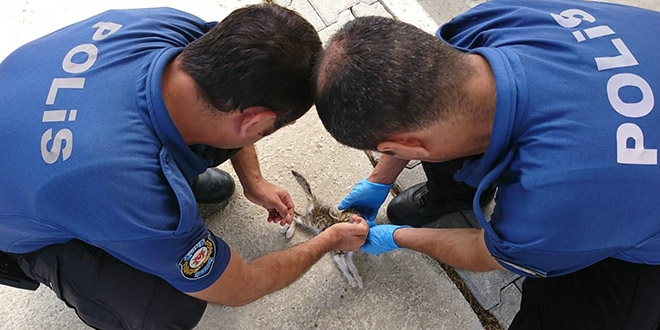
[387,182,496,228]
[192,168,235,205]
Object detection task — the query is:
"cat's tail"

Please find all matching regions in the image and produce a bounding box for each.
[291,170,315,201]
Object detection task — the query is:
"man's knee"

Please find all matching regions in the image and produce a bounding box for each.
[141,290,207,330]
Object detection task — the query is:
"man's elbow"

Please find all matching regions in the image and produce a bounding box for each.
[218,296,255,307]
[187,287,261,307]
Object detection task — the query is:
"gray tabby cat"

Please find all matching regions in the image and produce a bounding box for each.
[282,170,363,288]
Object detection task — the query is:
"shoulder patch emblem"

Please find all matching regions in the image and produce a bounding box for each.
[179,234,216,280]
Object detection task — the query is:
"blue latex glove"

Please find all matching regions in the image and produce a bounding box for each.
[360,224,411,255]
[338,178,392,226]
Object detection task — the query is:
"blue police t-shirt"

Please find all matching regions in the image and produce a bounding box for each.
[439,0,660,277]
[0,8,232,292]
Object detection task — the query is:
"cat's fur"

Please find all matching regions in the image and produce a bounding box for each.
[281,170,363,288]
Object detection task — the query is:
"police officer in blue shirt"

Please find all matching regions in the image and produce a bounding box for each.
[315,0,660,328]
[0,4,368,329]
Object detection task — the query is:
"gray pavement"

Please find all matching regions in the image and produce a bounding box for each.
[1,0,659,329]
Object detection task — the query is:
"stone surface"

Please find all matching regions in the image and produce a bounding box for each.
[307,0,361,25]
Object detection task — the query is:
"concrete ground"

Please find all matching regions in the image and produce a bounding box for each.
[1,0,658,329]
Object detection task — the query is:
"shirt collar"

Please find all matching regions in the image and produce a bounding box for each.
[454,47,527,187]
[146,48,212,183]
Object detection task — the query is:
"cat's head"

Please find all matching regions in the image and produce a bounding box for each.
[329,207,362,223]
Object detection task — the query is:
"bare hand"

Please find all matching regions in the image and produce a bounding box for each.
[325,216,369,251]
[243,179,295,225]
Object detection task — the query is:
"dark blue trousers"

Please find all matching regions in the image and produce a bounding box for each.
[14,240,207,330]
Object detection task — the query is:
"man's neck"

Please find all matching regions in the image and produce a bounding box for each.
[463,54,497,155]
[161,57,212,146]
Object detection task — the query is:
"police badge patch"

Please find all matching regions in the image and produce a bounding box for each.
[179,234,215,280]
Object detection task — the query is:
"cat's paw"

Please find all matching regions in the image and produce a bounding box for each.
[281,223,295,239]
[353,274,363,289]
[343,272,363,288]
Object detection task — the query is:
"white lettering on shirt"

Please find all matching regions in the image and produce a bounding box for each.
[550,8,657,165]
[40,21,123,164]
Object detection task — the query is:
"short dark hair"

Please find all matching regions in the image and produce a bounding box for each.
[315,16,472,150]
[179,4,322,129]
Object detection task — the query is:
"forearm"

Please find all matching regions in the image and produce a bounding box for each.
[368,154,409,184]
[393,227,503,272]
[190,230,339,306]
[244,230,337,298]
[230,144,263,187]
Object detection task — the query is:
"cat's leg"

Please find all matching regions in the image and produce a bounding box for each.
[281,216,299,239]
[280,223,292,239]
[332,251,359,288]
[345,252,363,288]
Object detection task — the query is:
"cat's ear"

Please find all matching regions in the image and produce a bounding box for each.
[328,208,340,220]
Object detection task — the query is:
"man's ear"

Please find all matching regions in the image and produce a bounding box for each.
[376,133,430,160]
[237,106,276,137]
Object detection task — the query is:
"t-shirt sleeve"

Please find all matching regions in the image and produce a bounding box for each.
[97,148,233,292]
[481,183,627,278]
[42,148,233,292]
[483,231,618,278]
[101,229,232,293]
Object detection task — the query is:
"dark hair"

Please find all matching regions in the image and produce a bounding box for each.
[314,16,472,150]
[179,4,322,129]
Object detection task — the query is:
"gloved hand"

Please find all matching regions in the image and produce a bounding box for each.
[360,224,410,255]
[338,178,392,226]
